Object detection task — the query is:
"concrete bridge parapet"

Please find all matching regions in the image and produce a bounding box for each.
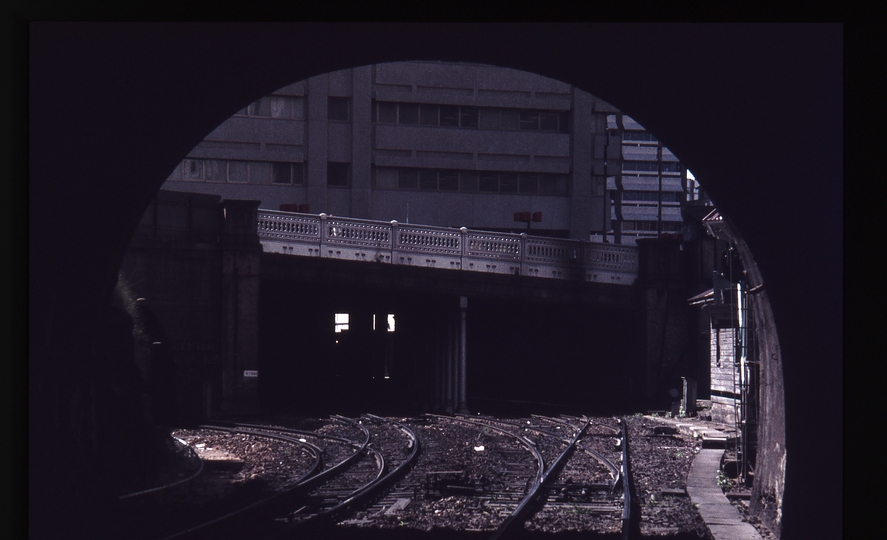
[257,209,639,285]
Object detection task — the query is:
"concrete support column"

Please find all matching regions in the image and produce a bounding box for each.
[444,322,454,414]
[219,199,262,415]
[457,296,469,413]
[434,328,443,411]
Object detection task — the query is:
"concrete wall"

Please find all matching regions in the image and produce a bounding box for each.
[120,192,261,419]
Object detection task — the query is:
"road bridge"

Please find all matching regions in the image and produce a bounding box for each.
[258,210,639,286]
[123,192,690,419]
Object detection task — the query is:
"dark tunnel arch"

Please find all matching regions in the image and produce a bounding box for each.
[24,23,842,540]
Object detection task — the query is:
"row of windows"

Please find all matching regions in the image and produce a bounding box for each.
[374,102,569,133]
[620,190,682,203]
[621,131,659,143]
[622,160,680,173]
[620,220,683,232]
[172,158,685,199]
[232,98,664,157]
[236,96,351,122]
[377,167,570,196]
[177,159,306,184]
[174,159,352,187]
[232,98,667,155]
[174,158,574,195]
[236,96,306,120]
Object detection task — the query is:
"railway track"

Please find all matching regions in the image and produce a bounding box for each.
[112,414,418,540]
[268,414,419,535]
[342,412,629,538]
[111,413,650,539]
[522,415,626,535]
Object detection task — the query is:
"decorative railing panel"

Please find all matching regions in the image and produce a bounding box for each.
[393,224,463,269]
[583,243,638,284]
[321,216,394,263]
[257,210,638,284]
[257,212,322,257]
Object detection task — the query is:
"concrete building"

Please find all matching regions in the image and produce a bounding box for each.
[161,62,698,244]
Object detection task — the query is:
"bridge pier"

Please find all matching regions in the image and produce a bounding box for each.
[219,199,262,415]
[430,295,470,414]
[457,296,469,414]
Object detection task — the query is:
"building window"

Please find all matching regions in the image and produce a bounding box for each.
[419,104,438,126]
[183,159,203,181]
[377,101,398,123]
[328,97,351,121]
[271,162,305,185]
[419,169,438,190]
[204,160,226,183]
[176,159,307,185]
[519,174,539,194]
[480,107,567,132]
[479,172,499,192]
[269,96,291,118]
[439,105,460,127]
[538,174,569,196]
[519,110,539,130]
[399,103,419,125]
[236,96,304,119]
[246,162,269,184]
[327,162,350,187]
[248,97,272,117]
[335,313,349,333]
[438,170,459,191]
[499,173,518,193]
[385,167,567,195]
[622,131,658,143]
[229,161,248,183]
[372,314,396,332]
[397,168,419,189]
[623,160,680,173]
[499,109,520,130]
[374,101,479,128]
[622,190,681,203]
[622,220,682,232]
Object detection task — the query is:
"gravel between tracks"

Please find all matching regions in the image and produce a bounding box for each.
[120,415,777,538]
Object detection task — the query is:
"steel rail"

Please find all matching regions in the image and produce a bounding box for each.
[331,414,420,511]
[231,419,369,490]
[488,417,590,540]
[159,424,324,539]
[118,436,205,500]
[159,416,368,540]
[271,414,420,537]
[430,414,547,540]
[532,414,621,492]
[618,418,636,540]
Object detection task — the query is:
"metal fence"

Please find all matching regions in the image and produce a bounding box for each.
[257,210,638,285]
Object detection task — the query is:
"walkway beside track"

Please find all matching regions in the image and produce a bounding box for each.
[647,415,764,540]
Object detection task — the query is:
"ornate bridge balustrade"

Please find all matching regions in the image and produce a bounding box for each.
[257,210,638,285]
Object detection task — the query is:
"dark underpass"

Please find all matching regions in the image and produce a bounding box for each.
[258,277,641,417]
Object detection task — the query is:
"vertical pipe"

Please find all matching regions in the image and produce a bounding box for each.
[444,323,453,414]
[458,296,468,413]
[657,142,663,238]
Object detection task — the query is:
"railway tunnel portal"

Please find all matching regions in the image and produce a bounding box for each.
[25,23,841,540]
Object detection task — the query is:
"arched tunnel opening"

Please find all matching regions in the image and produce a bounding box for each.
[21,23,842,540]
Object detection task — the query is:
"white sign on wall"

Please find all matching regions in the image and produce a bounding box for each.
[243,370,259,378]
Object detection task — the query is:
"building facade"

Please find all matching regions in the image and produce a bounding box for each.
[161,62,701,244]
